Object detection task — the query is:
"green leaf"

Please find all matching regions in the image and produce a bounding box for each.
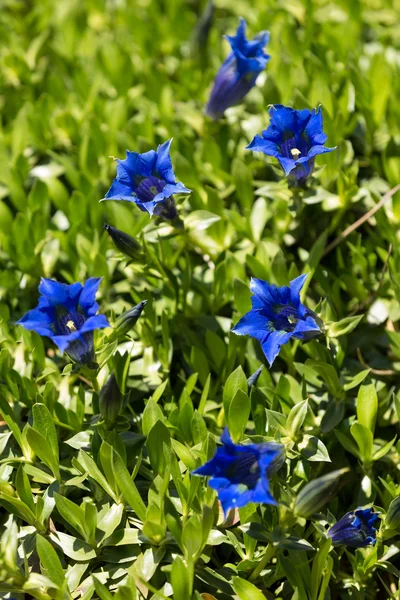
[32,403,59,461]
[75,451,117,501]
[54,492,87,540]
[185,210,221,231]
[26,424,60,480]
[350,422,373,463]
[142,398,164,435]
[372,435,396,461]
[223,366,248,420]
[97,503,124,543]
[111,446,146,521]
[357,381,378,433]
[328,315,363,338]
[0,492,36,526]
[232,576,267,600]
[50,531,96,561]
[15,465,35,513]
[298,435,331,462]
[228,389,250,442]
[146,420,171,475]
[286,400,308,438]
[171,555,191,600]
[36,535,65,588]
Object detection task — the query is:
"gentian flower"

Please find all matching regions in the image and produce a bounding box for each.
[17,278,109,365]
[232,274,321,366]
[205,18,270,121]
[247,105,335,185]
[102,139,191,217]
[328,507,379,548]
[193,428,284,514]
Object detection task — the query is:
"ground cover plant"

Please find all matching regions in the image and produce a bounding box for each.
[1,0,400,598]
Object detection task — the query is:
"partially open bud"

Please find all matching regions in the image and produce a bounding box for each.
[104,224,143,261]
[114,300,147,337]
[99,374,122,427]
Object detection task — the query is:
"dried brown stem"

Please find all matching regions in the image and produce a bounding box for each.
[323,184,400,257]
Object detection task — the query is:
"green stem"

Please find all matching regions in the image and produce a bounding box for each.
[249,543,275,582]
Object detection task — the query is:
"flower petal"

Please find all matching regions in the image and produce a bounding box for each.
[79,278,102,316]
[232,310,270,342]
[262,331,293,366]
[247,135,280,157]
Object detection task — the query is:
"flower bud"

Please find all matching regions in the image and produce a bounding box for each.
[247,365,263,390]
[294,468,349,517]
[99,374,122,427]
[114,300,147,337]
[328,507,378,547]
[385,496,400,531]
[104,224,143,261]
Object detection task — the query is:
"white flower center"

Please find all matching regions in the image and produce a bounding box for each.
[66,320,77,332]
[291,148,301,159]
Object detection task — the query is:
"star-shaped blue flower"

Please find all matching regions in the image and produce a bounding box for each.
[17,278,109,365]
[102,139,191,217]
[193,428,284,515]
[205,18,270,121]
[247,105,335,185]
[328,507,379,548]
[232,274,322,366]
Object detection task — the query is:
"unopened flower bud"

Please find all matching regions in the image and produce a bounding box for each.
[114,300,147,337]
[104,224,143,261]
[99,374,122,427]
[294,468,349,517]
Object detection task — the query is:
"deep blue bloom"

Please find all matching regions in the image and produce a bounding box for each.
[205,18,270,120]
[17,278,109,365]
[193,428,284,514]
[232,274,321,366]
[103,139,191,216]
[247,105,335,185]
[328,507,379,548]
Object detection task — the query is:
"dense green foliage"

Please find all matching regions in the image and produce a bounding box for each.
[1,0,400,598]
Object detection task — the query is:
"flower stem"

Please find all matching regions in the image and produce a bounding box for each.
[249,543,275,582]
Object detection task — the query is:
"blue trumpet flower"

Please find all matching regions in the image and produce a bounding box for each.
[247,104,335,185]
[17,278,109,365]
[103,139,191,216]
[205,18,270,120]
[328,507,379,548]
[232,274,322,366]
[193,428,284,514]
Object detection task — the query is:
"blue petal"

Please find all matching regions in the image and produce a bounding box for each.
[163,182,192,197]
[262,331,293,366]
[250,278,277,306]
[125,149,157,177]
[269,105,298,135]
[304,108,326,145]
[104,179,136,201]
[289,274,308,306]
[218,483,254,514]
[220,427,234,446]
[50,315,109,354]
[293,316,321,340]
[16,308,54,337]
[79,278,102,317]
[232,310,270,342]
[39,279,82,308]
[247,135,280,157]
[155,139,175,183]
[250,479,277,505]
[80,314,110,333]
[277,155,297,176]
[306,145,335,159]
